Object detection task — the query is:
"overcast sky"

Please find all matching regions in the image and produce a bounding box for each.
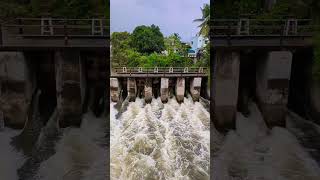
[111,0,209,42]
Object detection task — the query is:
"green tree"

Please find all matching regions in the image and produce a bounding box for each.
[164,33,180,54]
[130,24,165,54]
[194,3,210,37]
[164,33,191,57]
[0,0,105,19]
[111,32,131,67]
[0,1,29,19]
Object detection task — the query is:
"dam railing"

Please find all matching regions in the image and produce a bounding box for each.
[0,18,109,49]
[211,19,316,48]
[111,67,209,77]
[1,18,109,37]
[211,19,314,36]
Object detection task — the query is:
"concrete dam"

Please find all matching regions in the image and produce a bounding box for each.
[0,18,109,129]
[211,18,320,130]
[0,18,109,180]
[110,67,209,104]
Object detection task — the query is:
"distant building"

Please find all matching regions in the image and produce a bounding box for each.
[188,35,209,58]
[188,49,196,58]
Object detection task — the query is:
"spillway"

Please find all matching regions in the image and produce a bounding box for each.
[111,96,210,179]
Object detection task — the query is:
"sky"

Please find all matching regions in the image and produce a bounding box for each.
[111,0,209,42]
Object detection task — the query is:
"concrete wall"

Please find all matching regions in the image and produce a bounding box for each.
[0,52,34,127]
[110,78,120,102]
[175,78,185,103]
[190,77,202,101]
[112,77,206,103]
[144,78,152,103]
[256,51,292,127]
[310,80,320,123]
[127,78,137,102]
[214,51,240,129]
[55,51,84,127]
[161,78,169,103]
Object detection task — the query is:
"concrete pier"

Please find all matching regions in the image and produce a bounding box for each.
[310,80,320,123]
[55,51,84,127]
[144,78,152,103]
[190,77,202,101]
[127,78,137,102]
[214,51,240,129]
[176,78,185,103]
[256,51,292,127]
[161,78,169,103]
[0,52,34,128]
[110,78,120,102]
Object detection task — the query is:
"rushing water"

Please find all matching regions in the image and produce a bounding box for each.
[35,112,107,180]
[111,96,211,180]
[2,96,320,180]
[0,111,107,180]
[212,103,320,180]
[0,128,25,180]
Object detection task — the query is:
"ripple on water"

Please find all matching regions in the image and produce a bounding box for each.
[111,96,211,180]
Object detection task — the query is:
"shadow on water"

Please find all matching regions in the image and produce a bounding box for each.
[10,90,43,157]
[17,109,61,180]
[5,87,108,180]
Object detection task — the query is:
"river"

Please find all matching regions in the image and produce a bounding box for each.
[111,96,211,180]
[0,111,107,180]
[111,97,320,180]
[1,97,320,180]
[212,103,320,180]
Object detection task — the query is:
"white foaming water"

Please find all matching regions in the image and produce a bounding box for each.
[111,96,211,180]
[0,128,25,180]
[36,112,107,180]
[212,103,320,180]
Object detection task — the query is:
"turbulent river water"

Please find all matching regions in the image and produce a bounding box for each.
[1,96,320,180]
[0,112,107,180]
[111,96,211,180]
[212,103,320,180]
[111,97,320,180]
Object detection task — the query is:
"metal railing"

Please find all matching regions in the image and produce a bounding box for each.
[113,67,208,75]
[211,19,315,36]
[2,18,109,37]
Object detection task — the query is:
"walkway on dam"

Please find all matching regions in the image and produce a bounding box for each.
[111,67,209,77]
[0,18,109,50]
[211,18,315,48]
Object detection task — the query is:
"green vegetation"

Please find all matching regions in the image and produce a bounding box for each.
[0,0,106,19]
[130,25,165,54]
[164,33,191,57]
[111,3,210,68]
[194,3,210,68]
[193,3,210,37]
[213,0,319,19]
[111,25,194,68]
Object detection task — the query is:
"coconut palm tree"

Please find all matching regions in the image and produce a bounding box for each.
[193,3,210,37]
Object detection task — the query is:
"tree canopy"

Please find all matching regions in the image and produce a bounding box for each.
[111,32,131,67]
[213,0,320,19]
[0,0,106,19]
[111,30,194,68]
[164,33,191,57]
[130,25,165,54]
[194,3,210,37]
